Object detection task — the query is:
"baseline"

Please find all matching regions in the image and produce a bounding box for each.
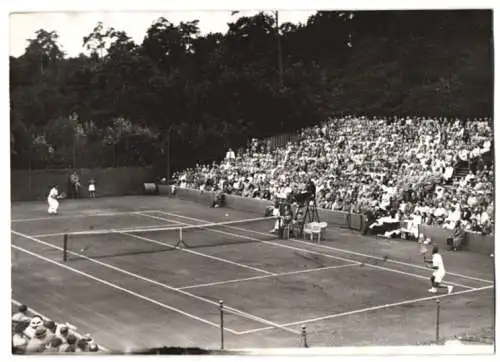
[11,210,159,223]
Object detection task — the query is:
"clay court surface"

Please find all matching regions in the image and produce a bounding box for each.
[11,195,495,351]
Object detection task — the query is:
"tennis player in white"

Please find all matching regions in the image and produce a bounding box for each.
[427,246,453,294]
[47,185,60,215]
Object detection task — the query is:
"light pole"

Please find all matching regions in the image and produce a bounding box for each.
[166,127,172,183]
[275,10,284,88]
[231,10,284,87]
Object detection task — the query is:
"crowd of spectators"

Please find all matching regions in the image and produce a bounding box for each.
[173,116,494,236]
[12,304,101,354]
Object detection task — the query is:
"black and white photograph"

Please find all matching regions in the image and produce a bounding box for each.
[7,1,496,357]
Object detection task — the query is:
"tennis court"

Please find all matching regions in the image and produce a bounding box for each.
[11,196,495,352]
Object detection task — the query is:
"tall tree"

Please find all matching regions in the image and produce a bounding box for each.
[9,10,493,172]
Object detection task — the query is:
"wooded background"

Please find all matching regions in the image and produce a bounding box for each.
[10,10,493,173]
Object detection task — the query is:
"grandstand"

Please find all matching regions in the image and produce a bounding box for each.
[173,116,494,237]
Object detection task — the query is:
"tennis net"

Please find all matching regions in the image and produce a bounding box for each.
[62,216,278,261]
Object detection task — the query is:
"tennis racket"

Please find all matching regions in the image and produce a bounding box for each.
[57,192,66,200]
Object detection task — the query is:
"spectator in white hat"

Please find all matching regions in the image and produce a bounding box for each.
[24,315,44,339]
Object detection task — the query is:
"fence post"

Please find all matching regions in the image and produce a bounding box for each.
[435,298,440,344]
[63,234,68,262]
[301,325,308,347]
[219,300,224,350]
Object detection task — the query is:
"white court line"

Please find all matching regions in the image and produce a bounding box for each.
[12,299,110,352]
[12,230,298,336]
[238,285,495,335]
[123,232,274,275]
[11,242,238,334]
[150,210,495,284]
[11,210,158,223]
[179,263,361,290]
[138,212,476,290]
[150,211,493,284]
[133,212,189,223]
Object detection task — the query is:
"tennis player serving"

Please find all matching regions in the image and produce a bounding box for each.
[426,246,453,294]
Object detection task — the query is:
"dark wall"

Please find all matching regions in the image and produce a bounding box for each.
[11,167,154,201]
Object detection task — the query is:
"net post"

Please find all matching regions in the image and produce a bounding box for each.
[301,325,308,348]
[63,234,68,262]
[174,227,184,249]
[435,298,440,344]
[219,300,224,350]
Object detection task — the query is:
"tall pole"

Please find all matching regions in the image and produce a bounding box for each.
[72,139,76,169]
[166,129,171,183]
[275,10,284,88]
[219,300,224,350]
[301,325,308,347]
[435,298,441,344]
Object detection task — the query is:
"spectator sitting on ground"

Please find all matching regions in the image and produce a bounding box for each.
[60,334,78,352]
[12,323,28,354]
[25,326,51,353]
[76,338,89,352]
[24,315,44,339]
[12,304,31,329]
[55,324,73,344]
[210,189,225,208]
[44,337,63,354]
[12,304,101,354]
[44,320,57,335]
[83,334,99,352]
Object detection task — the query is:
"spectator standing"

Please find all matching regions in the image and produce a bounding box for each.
[225,148,236,161]
[88,178,96,198]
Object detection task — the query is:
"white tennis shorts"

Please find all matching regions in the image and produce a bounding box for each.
[433,270,445,283]
[47,198,59,214]
[88,184,96,192]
